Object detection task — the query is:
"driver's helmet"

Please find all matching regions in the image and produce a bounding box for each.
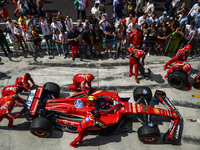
[86,74,94,82]
[183,63,191,72]
[136,50,145,58]
[184,45,192,52]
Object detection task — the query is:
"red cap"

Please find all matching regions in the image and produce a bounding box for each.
[132,19,137,24]
[22,26,27,31]
[122,18,126,23]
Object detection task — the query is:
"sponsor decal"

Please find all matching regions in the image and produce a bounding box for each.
[0,106,4,109]
[48,103,56,106]
[143,105,149,112]
[148,123,154,127]
[175,125,180,139]
[26,100,32,105]
[9,87,13,90]
[143,89,147,94]
[164,97,176,110]
[88,95,94,101]
[153,108,160,114]
[29,92,35,97]
[74,99,83,108]
[85,117,89,121]
[137,104,141,112]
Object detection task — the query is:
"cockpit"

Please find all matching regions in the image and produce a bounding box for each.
[95,97,115,111]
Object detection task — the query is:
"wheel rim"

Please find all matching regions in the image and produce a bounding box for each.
[143,136,157,142]
[34,130,46,136]
[169,77,182,87]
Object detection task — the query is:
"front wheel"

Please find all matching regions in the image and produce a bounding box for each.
[138,125,161,143]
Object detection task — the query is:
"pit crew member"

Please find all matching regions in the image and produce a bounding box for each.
[128,47,146,83]
[0,94,22,128]
[15,73,35,91]
[70,109,101,148]
[194,72,200,89]
[164,61,192,89]
[68,74,94,96]
[1,85,23,97]
[163,45,191,70]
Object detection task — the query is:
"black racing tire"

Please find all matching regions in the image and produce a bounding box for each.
[138,125,161,143]
[133,86,152,104]
[43,82,60,98]
[30,117,52,138]
[168,70,187,89]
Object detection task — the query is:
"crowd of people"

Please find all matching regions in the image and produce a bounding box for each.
[0,0,200,59]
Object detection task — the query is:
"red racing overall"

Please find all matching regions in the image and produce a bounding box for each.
[164,61,192,89]
[0,96,21,128]
[15,74,35,91]
[68,74,94,96]
[1,85,19,97]
[128,47,146,83]
[194,72,200,88]
[163,46,191,70]
[70,112,96,148]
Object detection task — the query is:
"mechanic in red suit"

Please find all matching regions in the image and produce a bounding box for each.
[15,73,35,91]
[163,45,191,70]
[68,74,94,96]
[70,109,101,148]
[0,94,22,128]
[128,47,146,83]
[194,72,200,89]
[1,85,23,97]
[164,61,192,89]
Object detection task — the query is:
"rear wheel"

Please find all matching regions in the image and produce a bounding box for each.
[138,125,161,143]
[43,82,60,98]
[168,70,187,89]
[30,117,52,138]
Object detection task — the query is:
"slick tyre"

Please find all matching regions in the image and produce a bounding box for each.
[30,117,52,138]
[168,70,187,89]
[138,125,161,143]
[133,86,152,104]
[43,82,60,98]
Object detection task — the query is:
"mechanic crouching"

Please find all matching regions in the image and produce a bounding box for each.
[0,94,24,128]
[163,45,191,70]
[164,61,192,90]
[128,47,146,83]
[68,74,94,96]
[15,73,35,91]
[70,109,101,148]
[1,85,23,97]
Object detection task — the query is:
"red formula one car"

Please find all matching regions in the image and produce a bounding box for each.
[22,82,183,144]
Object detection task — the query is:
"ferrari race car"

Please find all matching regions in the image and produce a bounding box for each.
[22,82,183,144]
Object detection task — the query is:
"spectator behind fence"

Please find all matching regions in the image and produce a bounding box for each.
[7,29,18,54]
[18,13,28,28]
[52,29,62,56]
[77,19,84,33]
[138,13,149,27]
[0,27,13,57]
[59,29,69,58]
[114,0,124,27]
[105,21,115,57]
[37,0,44,18]
[125,13,133,26]
[144,0,154,17]
[22,26,35,54]
[149,12,158,26]
[187,0,200,21]
[178,10,188,26]
[99,15,108,32]
[45,13,52,26]
[74,0,88,21]
[91,1,100,19]
[6,17,17,30]
[194,8,200,28]
[0,3,10,22]
[68,26,80,61]
[169,0,180,19]
[130,27,142,49]
[13,0,19,17]
[39,17,52,55]
[176,2,186,16]
[26,14,37,31]
[82,26,92,58]
[56,11,66,31]
[14,22,27,52]
[90,14,99,29]
[92,25,104,58]
[26,0,38,15]
[31,25,42,55]
[51,17,63,32]
[65,14,73,33]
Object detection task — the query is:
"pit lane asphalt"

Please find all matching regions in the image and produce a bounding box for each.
[0,51,200,150]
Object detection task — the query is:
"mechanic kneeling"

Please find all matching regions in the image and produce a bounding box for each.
[164,61,192,90]
[70,109,101,148]
[68,74,94,96]
[0,94,23,128]
[15,73,35,91]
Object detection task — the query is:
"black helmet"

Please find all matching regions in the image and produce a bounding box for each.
[25,73,30,78]
[16,87,23,93]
